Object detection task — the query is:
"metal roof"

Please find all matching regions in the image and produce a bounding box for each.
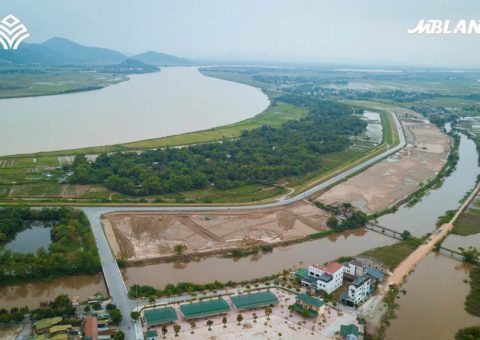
[340,324,360,336]
[296,293,324,308]
[144,307,178,326]
[231,291,279,310]
[366,267,385,281]
[180,299,230,319]
[352,275,369,287]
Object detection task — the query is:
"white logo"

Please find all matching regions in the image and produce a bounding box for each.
[408,19,480,34]
[0,15,30,50]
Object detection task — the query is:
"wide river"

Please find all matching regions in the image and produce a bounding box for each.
[0,67,269,156]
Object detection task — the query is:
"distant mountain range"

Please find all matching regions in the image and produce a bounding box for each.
[0,37,189,67]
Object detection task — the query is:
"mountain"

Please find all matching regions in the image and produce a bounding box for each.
[99,58,159,74]
[0,43,69,65]
[132,51,188,66]
[41,37,126,64]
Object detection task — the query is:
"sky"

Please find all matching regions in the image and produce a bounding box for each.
[2,0,479,68]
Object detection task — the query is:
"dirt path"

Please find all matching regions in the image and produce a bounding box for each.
[386,182,480,288]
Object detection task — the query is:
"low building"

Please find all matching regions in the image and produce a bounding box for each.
[305,262,344,294]
[356,256,389,274]
[144,307,178,327]
[340,323,360,339]
[341,275,371,307]
[366,267,385,282]
[35,317,62,334]
[343,260,368,279]
[49,324,72,338]
[231,291,279,311]
[293,293,325,318]
[146,329,158,340]
[83,315,98,340]
[180,298,230,320]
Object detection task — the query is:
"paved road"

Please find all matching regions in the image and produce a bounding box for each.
[82,111,406,339]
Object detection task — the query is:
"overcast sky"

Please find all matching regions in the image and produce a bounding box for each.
[2,0,479,68]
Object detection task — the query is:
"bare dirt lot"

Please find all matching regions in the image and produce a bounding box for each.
[103,201,330,262]
[317,110,450,214]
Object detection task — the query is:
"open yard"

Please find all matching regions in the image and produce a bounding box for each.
[317,109,449,214]
[102,201,330,262]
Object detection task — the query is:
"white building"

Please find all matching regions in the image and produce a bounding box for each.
[341,275,371,306]
[343,260,368,278]
[307,262,344,294]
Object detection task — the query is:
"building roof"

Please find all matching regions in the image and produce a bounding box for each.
[293,303,318,317]
[144,307,178,326]
[296,293,324,308]
[366,267,385,281]
[350,260,367,268]
[295,268,309,280]
[51,334,68,340]
[49,324,72,334]
[180,299,230,320]
[340,324,360,336]
[146,329,158,337]
[35,317,62,331]
[231,291,279,310]
[318,273,333,283]
[312,261,343,274]
[301,275,318,285]
[352,275,369,287]
[84,316,98,339]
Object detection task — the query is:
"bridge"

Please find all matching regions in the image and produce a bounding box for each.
[365,222,404,240]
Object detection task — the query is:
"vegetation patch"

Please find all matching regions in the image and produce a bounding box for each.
[453,211,480,235]
[465,266,480,316]
[0,207,101,285]
[361,238,421,271]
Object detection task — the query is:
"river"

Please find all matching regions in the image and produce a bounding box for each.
[0,67,269,156]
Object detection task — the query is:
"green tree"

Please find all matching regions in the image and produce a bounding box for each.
[207,320,213,330]
[113,330,125,340]
[189,320,196,334]
[222,316,227,327]
[173,323,181,337]
[161,325,168,339]
[265,307,272,320]
[236,314,243,325]
[130,311,140,321]
[174,244,186,255]
[288,304,294,316]
[110,308,122,324]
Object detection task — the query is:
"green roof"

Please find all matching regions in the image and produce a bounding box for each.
[146,329,158,337]
[180,299,230,319]
[49,324,72,334]
[35,317,62,331]
[293,303,318,318]
[352,275,369,286]
[144,307,178,326]
[295,268,309,280]
[296,293,324,308]
[231,291,279,310]
[340,324,359,336]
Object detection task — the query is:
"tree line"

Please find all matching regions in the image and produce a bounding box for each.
[69,97,366,196]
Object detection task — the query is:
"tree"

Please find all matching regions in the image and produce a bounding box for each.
[106,303,117,311]
[130,311,140,321]
[236,314,243,325]
[288,304,294,316]
[459,246,480,263]
[207,320,213,330]
[327,217,338,228]
[110,308,122,324]
[161,325,168,339]
[265,307,272,320]
[173,323,181,337]
[113,330,125,340]
[174,244,186,255]
[401,230,411,240]
[189,320,196,334]
[84,305,91,313]
[222,316,227,327]
[456,326,480,340]
[253,313,257,323]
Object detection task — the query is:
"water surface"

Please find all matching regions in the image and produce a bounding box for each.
[1,225,51,254]
[0,67,269,155]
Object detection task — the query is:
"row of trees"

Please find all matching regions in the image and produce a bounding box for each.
[69,97,366,196]
[0,207,101,285]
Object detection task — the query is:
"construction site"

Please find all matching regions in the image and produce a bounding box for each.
[102,201,331,263]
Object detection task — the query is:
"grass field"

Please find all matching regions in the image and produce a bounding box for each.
[361,240,419,271]
[452,197,480,236]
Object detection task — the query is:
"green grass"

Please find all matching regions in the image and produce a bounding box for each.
[453,211,480,236]
[361,240,419,271]
[465,266,480,317]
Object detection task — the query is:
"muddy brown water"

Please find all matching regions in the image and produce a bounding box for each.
[122,229,395,288]
[0,274,107,310]
[385,253,479,340]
